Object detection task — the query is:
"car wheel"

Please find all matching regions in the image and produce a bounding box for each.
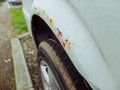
[37,40,92,90]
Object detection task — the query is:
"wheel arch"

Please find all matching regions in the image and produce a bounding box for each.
[31,14,92,89]
[31,14,58,48]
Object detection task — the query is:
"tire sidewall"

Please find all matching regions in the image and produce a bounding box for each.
[37,47,68,90]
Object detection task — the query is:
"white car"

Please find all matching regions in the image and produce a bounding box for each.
[22,0,120,90]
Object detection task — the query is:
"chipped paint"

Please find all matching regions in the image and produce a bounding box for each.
[65,38,71,48]
[49,18,53,26]
[41,10,54,27]
[56,28,71,48]
[57,28,65,47]
[37,12,40,15]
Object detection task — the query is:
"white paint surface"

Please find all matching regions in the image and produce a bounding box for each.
[22,0,120,89]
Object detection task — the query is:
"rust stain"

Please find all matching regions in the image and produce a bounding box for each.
[57,28,65,47]
[56,28,71,48]
[65,38,71,48]
[42,10,53,26]
[37,12,40,15]
[49,18,53,26]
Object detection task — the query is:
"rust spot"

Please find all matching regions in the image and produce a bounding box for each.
[65,38,71,48]
[49,18,53,26]
[56,28,71,48]
[57,28,65,47]
[61,42,65,48]
[57,28,62,37]
[37,12,40,15]
[66,38,68,42]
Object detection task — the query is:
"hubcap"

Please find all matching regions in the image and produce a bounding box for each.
[40,61,60,90]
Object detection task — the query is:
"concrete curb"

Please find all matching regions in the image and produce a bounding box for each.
[17,32,30,39]
[11,38,34,90]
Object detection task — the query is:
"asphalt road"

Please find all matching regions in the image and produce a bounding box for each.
[0,2,15,90]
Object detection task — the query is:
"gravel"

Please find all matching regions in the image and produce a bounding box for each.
[20,35,43,90]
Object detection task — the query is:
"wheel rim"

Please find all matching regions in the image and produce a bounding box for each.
[40,61,60,90]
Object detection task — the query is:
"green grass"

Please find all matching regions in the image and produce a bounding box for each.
[9,8,27,34]
[0,2,2,6]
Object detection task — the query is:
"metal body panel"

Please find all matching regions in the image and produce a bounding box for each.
[22,0,120,90]
[69,1,120,89]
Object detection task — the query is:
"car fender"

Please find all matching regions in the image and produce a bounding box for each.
[30,0,117,90]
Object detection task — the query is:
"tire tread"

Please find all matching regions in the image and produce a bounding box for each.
[39,40,92,90]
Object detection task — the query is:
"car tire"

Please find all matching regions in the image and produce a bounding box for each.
[37,40,92,90]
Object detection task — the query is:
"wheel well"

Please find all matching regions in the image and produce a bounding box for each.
[31,15,92,89]
[31,15,58,48]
